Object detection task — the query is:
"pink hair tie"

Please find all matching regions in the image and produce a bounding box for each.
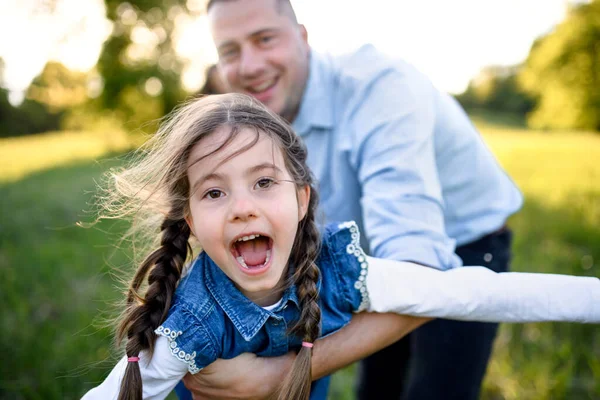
[302,341,314,348]
[127,356,140,362]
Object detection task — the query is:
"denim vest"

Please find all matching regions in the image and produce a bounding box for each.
[157,221,369,399]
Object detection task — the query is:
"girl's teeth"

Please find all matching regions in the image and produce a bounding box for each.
[236,256,248,269]
[237,234,260,242]
[236,250,271,269]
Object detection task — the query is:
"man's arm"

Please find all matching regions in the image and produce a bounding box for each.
[344,52,461,270]
[310,312,429,379]
[182,313,429,399]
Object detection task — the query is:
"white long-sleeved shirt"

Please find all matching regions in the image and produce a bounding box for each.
[82,259,600,399]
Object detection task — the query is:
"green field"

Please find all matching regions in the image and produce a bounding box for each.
[1,117,599,399]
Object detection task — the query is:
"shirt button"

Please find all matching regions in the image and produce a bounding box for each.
[483,253,493,263]
[283,304,288,310]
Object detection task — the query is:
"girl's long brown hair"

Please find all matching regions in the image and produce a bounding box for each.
[97,93,321,399]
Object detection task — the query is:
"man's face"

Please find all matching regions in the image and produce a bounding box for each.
[208,0,310,122]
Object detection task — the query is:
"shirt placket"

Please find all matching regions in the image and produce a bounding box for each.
[265,314,288,354]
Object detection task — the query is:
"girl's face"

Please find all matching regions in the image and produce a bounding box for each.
[185,126,310,306]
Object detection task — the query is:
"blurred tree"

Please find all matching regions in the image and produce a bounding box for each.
[457,65,535,116]
[97,0,206,130]
[0,88,62,137]
[519,0,600,131]
[0,57,5,86]
[27,62,89,113]
[0,58,62,137]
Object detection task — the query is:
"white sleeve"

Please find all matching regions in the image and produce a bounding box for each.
[82,336,189,400]
[365,256,600,323]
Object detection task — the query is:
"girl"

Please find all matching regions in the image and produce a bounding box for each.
[83,93,599,400]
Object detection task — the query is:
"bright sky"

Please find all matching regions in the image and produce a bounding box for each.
[0,0,570,104]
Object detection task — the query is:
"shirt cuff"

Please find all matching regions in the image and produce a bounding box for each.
[372,235,462,271]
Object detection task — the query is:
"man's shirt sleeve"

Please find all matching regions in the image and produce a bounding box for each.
[346,65,462,270]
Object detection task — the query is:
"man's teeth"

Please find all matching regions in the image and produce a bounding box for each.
[236,250,271,269]
[251,79,275,92]
[236,234,261,242]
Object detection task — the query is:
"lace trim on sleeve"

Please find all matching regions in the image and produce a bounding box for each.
[338,221,370,312]
[155,325,201,374]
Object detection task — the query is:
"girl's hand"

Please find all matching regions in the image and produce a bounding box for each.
[182,352,294,400]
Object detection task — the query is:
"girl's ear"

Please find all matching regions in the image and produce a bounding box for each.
[297,185,311,221]
[184,215,196,237]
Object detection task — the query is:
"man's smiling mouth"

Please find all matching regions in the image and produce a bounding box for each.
[246,78,277,94]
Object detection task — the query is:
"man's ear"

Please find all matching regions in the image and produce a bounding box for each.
[299,24,308,44]
[297,184,310,221]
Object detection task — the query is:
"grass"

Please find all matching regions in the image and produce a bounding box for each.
[0,129,138,184]
[1,118,599,399]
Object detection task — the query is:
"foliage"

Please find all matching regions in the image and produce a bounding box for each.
[0,86,62,137]
[26,62,89,113]
[519,0,600,131]
[456,65,535,116]
[0,60,94,137]
[96,0,197,130]
[0,0,206,137]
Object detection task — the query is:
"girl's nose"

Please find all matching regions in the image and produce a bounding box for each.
[229,194,259,222]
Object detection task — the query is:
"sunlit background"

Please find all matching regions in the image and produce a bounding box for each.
[1,0,599,399]
[0,0,573,102]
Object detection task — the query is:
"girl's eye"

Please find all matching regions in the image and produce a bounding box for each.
[204,189,224,199]
[255,177,276,189]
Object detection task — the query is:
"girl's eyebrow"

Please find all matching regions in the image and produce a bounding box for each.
[249,162,282,175]
[190,163,283,193]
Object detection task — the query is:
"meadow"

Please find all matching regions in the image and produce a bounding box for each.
[1,113,599,399]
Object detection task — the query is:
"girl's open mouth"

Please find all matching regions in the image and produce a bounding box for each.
[231,234,273,274]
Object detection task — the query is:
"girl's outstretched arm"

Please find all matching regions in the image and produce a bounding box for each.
[181,313,429,399]
[82,336,189,400]
[366,257,600,323]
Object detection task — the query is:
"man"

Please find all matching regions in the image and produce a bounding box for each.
[183,0,523,398]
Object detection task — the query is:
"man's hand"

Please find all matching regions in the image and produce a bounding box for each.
[182,352,294,400]
[182,313,429,399]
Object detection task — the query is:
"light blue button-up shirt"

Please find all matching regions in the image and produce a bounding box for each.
[293,45,523,270]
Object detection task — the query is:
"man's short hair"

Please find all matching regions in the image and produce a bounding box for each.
[206,0,298,24]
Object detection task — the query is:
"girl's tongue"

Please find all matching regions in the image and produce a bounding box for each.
[235,236,270,266]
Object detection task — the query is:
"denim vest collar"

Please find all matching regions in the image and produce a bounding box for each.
[203,253,299,341]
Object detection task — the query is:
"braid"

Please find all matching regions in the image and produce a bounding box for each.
[278,189,321,400]
[116,216,191,400]
[289,204,321,339]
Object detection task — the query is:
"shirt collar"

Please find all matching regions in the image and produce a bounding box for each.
[292,50,335,136]
[202,252,299,341]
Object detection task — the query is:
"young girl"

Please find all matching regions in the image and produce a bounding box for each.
[83,93,599,400]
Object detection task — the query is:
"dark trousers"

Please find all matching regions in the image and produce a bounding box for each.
[357,228,513,400]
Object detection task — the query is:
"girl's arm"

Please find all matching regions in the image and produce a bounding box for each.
[82,336,189,400]
[366,257,600,323]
